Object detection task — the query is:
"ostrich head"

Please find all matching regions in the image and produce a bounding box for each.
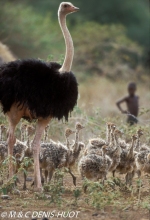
[65,128,75,138]
[110,123,116,133]
[106,122,114,130]
[132,134,138,141]
[114,129,123,138]
[20,123,27,132]
[58,2,79,15]
[27,125,35,136]
[137,129,143,137]
[0,124,6,132]
[78,142,85,150]
[75,122,85,131]
[45,125,49,132]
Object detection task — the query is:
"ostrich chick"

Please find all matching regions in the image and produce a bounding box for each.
[0,124,7,142]
[85,122,115,155]
[78,145,112,184]
[107,129,122,177]
[39,129,75,184]
[116,134,138,185]
[135,147,150,177]
[135,129,143,152]
[65,128,76,150]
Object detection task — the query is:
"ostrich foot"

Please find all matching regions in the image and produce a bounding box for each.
[23,185,27,191]
[33,186,43,193]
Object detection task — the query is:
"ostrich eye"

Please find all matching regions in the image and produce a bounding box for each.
[64,4,68,8]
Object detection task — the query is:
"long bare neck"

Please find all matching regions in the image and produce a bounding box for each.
[114,134,121,155]
[128,139,135,158]
[106,127,109,143]
[72,130,79,151]
[135,135,140,152]
[21,129,26,142]
[111,132,115,146]
[66,136,70,150]
[58,12,74,73]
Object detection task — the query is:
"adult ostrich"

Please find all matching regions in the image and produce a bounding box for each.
[0,2,79,191]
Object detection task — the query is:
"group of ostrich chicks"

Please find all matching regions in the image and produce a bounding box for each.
[0,122,150,190]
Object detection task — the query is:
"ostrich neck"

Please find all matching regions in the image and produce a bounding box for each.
[128,139,135,158]
[58,13,74,73]
[73,130,79,152]
[111,132,115,146]
[66,137,70,150]
[26,133,30,147]
[106,128,111,144]
[21,130,25,142]
[114,135,121,154]
[135,137,140,151]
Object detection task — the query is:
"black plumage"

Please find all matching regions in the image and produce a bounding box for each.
[0,59,78,121]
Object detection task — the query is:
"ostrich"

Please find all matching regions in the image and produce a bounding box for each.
[39,128,75,184]
[84,123,115,156]
[135,148,150,177]
[107,129,122,177]
[0,124,7,143]
[20,124,27,142]
[0,2,79,191]
[65,122,85,185]
[135,129,149,152]
[115,134,138,185]
[65,128,76,149]
[78,145,112,184]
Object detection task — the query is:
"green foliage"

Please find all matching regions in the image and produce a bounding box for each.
[73,188,81,205]
[0,156,33,194]
[83,178,122,209]
[0,2,63,59]
[42,169,65,206]
[0,0,149,83]
[73,22,143,78]
[25,0,149,48]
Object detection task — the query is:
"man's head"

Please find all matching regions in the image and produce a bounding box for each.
[128,82,137,95]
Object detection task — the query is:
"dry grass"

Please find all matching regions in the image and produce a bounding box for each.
[0,42,16,64]
[79,76,150,121]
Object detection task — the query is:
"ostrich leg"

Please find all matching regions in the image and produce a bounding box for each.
[32,118,51,191]
[7,108,22,178]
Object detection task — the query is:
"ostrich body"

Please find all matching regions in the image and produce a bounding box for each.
[0,2,79,190]
[39,128,75,184]
[78,145,112,183]
[135,149,150,176]
[85,123,114,155]
[135,129,149,152]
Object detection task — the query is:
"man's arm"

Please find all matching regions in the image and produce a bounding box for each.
[116,97,128,114]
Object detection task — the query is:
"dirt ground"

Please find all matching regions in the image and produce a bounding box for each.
[0,169,150,220]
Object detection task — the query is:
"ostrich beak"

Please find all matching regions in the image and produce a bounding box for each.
[72,6,79,12]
